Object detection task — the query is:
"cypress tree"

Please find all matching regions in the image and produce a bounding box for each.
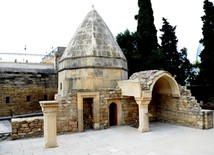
[135,0,159,70]
[199,0,214,85]
[160,18,194,85]
[159,18,180,75]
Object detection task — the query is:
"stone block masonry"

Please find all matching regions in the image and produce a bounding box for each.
[0,70,58,117]
[56,89,123,133]
[11,117,43,140]
[8,87,213,140]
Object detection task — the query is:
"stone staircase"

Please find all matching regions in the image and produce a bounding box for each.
[179,86,201,111]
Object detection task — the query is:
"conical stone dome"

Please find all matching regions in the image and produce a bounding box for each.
[59,9,127,70]
[58,9,128,95]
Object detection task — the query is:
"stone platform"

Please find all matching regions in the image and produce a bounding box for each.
[1,122,214,155]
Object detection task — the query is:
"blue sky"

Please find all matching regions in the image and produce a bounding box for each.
[0,0,213,63]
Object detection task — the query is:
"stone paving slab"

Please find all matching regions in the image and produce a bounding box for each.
[0,122,214,155]
[0,120,11,134]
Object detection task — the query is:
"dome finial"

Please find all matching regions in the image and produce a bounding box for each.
[92,4,95,9]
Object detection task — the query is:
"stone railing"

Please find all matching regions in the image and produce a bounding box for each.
[11,116,43,140]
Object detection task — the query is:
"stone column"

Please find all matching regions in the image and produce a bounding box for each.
[135,97,151,132]
[40,101,59,148]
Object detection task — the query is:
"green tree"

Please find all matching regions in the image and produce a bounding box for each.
[178,48,196,85]
[159,18,180,75]
[135,0,159,70]
[159,18,193,85]
[199,0,214,85]
[116,29,140,77]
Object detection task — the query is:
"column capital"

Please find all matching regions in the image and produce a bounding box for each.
[134,97,151,106]
[39,101,59,113]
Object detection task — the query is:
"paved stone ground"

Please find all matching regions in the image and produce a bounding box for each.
[0,120,11,141]
[0,120,11,134]
[0,122,214,155]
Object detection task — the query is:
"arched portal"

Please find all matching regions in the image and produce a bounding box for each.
[118,70,181,132]
[149,75,179,122]
[109,103,117,126]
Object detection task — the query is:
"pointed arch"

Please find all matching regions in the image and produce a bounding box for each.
[150,72,180,97]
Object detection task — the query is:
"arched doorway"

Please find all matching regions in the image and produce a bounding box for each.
[109,103,117,126]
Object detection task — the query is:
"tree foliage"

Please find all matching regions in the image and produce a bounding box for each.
[135,0,159,70]
[199,0,214,85]
[116,0,195,84]
[159,18,194,85]
[159,18,180,74]
[116,29,140,76]
[178,48,196,85]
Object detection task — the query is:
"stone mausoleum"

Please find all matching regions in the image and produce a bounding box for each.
[8,9,214,140]
[53,9,213,133]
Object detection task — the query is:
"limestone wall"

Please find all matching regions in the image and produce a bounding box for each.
[55,86,212,134]
[11,117,43,140]
[122,97,138,125]
[56,91,78,133]
[10,86,213,141]
[58,68,127,96]
[56,89,122,133]
[150,94,202,128]
[99,89,122,128]
[148,86,213,129]
[0,71,58,117]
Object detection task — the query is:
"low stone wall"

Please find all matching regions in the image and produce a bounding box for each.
[203,110,213,129]
[11,117,43,140]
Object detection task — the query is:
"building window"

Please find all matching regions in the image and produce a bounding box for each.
[26,96,31,102]
[6,97,10,103]
[44,95,48,100]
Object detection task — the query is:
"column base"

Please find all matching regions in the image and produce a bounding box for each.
[138,126,150,132]
[93,123,100,130]
[44,143,58,149]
